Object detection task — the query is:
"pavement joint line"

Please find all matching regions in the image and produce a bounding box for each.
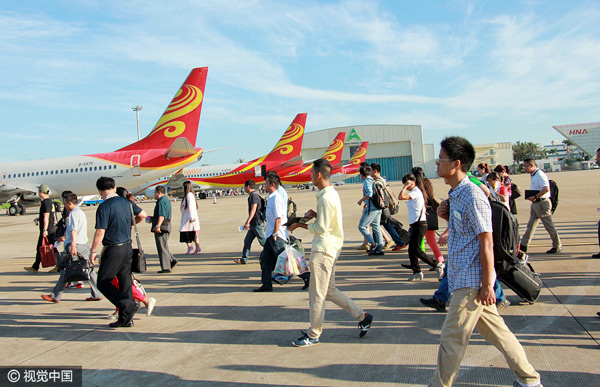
[541,280,600,348]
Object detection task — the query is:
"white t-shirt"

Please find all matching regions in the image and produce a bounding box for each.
[530,169,551,199]
[265,190,287,239]
[406,187,426,224]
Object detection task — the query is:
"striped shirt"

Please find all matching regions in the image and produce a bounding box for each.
[447,176,494,292]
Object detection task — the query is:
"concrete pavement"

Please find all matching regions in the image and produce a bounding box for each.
[1,170,599,386]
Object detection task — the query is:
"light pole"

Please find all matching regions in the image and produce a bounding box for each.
[132,105,143,141]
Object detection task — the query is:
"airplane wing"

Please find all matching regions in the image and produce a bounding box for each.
[0,184,38,203]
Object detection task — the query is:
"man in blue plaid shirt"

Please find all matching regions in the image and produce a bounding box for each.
[430,136,542,387]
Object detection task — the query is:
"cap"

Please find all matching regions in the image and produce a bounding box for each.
[38,184,51,194]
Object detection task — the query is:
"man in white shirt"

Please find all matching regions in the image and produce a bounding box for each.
[254,173,288,292]
[520,158,561,254]
[288,159,373,346]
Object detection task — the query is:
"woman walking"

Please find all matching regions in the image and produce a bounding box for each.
[180,181,201,254]
[398,173,438,281]
[412,167,445,280]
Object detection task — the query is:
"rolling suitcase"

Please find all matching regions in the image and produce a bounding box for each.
[388,217,410,246]
[497,262,542,304]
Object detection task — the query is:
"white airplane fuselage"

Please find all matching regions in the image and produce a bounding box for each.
[0,152,202,203]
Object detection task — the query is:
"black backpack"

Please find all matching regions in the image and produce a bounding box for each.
[490,199,520,275]
[287,199,297,218]
[370,179,389,210]
[549,180,559,214]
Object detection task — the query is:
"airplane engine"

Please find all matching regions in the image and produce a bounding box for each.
[144,186,156,198]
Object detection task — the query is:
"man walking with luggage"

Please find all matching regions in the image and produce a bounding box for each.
[90,177,146,328]
[253,173,287,292]
[25,184,58,273]
[235,180,265,264]
[519,158,561,254]
[41,192,102,302]
[288,159,373,347]
[152,185,177,273]
[430,136,542,387]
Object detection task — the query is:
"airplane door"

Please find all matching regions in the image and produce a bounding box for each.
[130,155,141,176]
[1,172,6,185]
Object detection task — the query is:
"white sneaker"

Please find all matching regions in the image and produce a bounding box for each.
[146,297,157,317]
[409,272,424,281]
[435,263,445,281]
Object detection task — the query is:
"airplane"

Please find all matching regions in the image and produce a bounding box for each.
[279,132,346,186]
[0,67,208,216]
[131,113,307,197]
[330,141,369,183]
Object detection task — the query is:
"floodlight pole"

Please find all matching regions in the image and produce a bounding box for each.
[132,105,143,141]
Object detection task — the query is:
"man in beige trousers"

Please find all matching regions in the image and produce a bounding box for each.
[288,158,373,347]
[431,136,542,387]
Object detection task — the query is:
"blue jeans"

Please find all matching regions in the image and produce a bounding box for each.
[358,208,383,248]
[383,222,406,246]
[434,265,505,304]
[241,223,266,262]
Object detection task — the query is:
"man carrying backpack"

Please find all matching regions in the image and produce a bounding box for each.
[235,180,266,264]
[357,164,385,256]
[520,158,562,254]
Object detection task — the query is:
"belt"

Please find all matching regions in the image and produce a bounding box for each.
[105,242,128,247]
[534,197,548,203]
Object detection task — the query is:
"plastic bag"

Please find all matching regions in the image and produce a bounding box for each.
[274,245,308,276]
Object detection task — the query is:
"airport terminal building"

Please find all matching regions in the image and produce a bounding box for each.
[301,124,435,183]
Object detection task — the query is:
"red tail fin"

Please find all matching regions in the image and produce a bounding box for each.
[321,132,346,166]
[118,67,208,151]
[348,141,369,165]
[261,113,306,164]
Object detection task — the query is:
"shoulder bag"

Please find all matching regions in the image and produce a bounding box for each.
[130,204,147,273]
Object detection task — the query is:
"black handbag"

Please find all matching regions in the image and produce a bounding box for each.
[62,252,92,283]
[426,198,439,231]
[511,183,522,199]
[130,204,147,273]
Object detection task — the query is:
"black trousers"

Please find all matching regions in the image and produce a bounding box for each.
[260,235,286,289]
[32,231,56,270]
[97,244,136,323]
[408,221,436,273]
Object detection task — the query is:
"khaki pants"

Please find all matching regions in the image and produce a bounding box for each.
[520,199,561,249]
[307,251,364,339]
[430,288,540,387]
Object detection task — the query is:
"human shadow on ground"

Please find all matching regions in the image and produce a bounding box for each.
[218,363,600,386]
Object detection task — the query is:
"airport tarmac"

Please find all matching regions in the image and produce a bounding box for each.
[0,169,599,386]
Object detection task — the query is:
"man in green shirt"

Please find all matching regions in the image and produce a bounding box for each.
[152,185,177,273]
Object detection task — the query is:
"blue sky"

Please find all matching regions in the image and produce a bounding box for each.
[1,0,599,165]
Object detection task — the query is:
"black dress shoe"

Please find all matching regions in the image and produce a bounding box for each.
[546,247,562,254]
[157,269,171,273]
[109,320,134,328]
[171,260,178,268]
[253,286,272,292]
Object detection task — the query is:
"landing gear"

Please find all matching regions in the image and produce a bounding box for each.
[8,202,26,216]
